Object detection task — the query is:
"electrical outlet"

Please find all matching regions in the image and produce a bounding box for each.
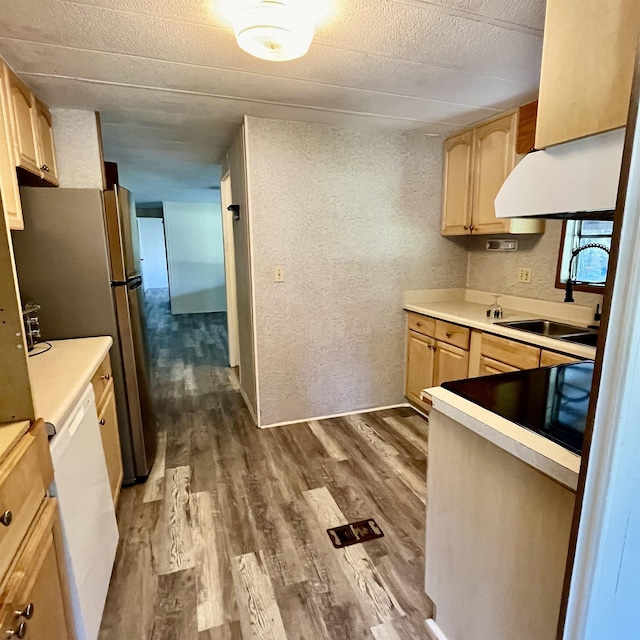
[518,268,532,284]
[274,266,284,283]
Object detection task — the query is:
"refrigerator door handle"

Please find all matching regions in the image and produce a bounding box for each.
[111,279,128,288]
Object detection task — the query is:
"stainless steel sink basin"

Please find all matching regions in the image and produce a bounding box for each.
[495,319,589,338]
[560,332,599,347]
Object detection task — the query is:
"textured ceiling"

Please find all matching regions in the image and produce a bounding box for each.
[0,0,546,200]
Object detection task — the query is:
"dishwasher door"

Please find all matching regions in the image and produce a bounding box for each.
[49,385,119,640]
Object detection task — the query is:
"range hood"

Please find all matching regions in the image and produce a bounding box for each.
[495,128,626,220]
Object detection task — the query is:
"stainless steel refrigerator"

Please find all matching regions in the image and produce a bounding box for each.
[13,186,157,483]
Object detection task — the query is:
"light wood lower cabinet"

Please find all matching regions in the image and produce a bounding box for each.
[405,313,587,404]
[540,350,580,367]
[405,330,435,409]
[98,385,123,506]
[0,499,73,640]
[434,341,470,386]
[479,355,519,376]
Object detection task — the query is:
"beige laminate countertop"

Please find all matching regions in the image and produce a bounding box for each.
[404,299,597,360]
[428,387,581,491]
[28,336,113,428]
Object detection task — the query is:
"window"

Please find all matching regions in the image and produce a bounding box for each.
[556,220,614,293]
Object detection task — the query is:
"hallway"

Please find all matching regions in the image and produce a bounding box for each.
[98,290,434,640]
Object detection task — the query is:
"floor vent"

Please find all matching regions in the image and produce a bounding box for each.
[327,519,384,549]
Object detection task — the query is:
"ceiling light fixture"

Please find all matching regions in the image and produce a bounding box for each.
[221,0,324,62]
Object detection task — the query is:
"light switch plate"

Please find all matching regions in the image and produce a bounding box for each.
[518,268,532,284]
[274,266,284,282]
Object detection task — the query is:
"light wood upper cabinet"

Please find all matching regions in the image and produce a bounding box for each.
[406,330,435,409]
[34,98,58,186]
[441,111,544,237]
[472,113,517,235]
[536,0,640,149]
[434,341,469,386]
[0,64,22,230]
[441,130,474,235]
[4,69,40,176]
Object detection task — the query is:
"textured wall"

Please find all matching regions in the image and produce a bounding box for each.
[466,220,604,307]
[50,109,104,189]
[245,117,468,426]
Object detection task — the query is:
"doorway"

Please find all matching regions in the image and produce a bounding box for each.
[137,217,169,291]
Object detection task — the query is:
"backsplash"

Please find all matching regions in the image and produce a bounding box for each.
[466,220,605,309]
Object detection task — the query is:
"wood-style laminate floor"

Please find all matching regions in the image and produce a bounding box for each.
[99,289,433,640]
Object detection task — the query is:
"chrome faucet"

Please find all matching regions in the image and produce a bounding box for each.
[565,243,611,303]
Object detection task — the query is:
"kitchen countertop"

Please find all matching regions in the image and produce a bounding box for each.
[428,386,581,490]
[28,337,113,428]
[404,297,597,360]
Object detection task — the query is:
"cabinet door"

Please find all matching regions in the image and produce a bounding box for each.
[406,330,435,406]
[34,99,58,186]
[479,356,519,376]
[434,341,469,386]
[0,64,22,230]
[471,112,517,235]
[536,0,640,148]
[4,70,40,176]
[539,351,580,367]
[0,500,72,640]
[441,130,473,236]
[98,387,123,506]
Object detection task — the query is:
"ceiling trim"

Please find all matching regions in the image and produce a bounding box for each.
[23,72,495,127]
[393,0,544,36]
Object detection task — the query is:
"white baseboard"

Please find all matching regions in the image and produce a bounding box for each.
[259,403,412,429]
[425,619,449,640]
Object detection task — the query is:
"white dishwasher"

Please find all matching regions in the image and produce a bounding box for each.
[49,384,119,640]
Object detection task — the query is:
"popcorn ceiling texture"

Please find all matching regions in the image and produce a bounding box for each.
[245,117,469,426]
[466,220,604,308]
[50,109,103,189]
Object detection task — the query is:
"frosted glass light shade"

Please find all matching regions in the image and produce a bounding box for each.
[226,1,315,61]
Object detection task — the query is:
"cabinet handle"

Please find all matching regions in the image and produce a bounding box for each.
[445,331,452,338]
[469,225,474,231]
[99,419,106,426]
[5,622,27,638]
[101,374,111,381]
[14,604,34,620]
[463,225,469,230]
[0,510,12,527]
[416,322,422,327]
[41,164,49,172]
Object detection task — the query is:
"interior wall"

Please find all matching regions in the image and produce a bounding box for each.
[221,126,257,419]
[163,202,226,315]
[244,116,469,427]
[465,220,604,308]
[137,217,169,290]
[50,109,104,189]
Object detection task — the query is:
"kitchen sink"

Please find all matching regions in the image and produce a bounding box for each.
[495,319,589,338]
[560,332,599,347]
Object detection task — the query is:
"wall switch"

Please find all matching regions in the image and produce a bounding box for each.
[518,268,532,284]
[274,266,284,283]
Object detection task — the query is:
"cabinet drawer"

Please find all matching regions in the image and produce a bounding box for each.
[407,313,435,337]
[435,320,470,350]
[540,350,581,367]
[0,423,50,582]
[91,353,113,410]
[481,333,540,370]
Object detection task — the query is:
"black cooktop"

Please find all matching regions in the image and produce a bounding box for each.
[442,361,594,455]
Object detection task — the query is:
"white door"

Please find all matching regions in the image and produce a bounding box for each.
[137,217,169,291]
